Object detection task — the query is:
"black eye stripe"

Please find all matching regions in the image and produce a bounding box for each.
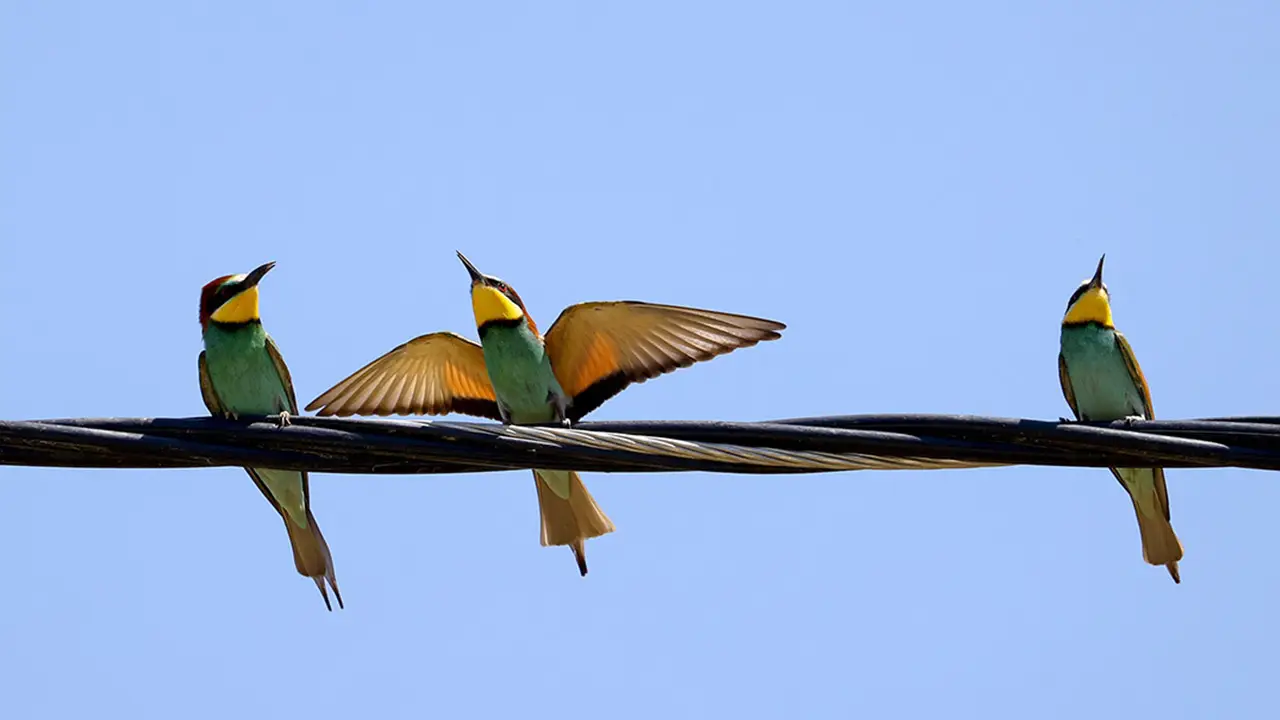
[205,282,240,315]
[1066,285,1088,310]
[490,280,523,307]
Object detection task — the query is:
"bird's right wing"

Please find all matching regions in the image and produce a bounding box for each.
[198,351,227,416]
[1057,353,1081,421]
[304,331,503,420]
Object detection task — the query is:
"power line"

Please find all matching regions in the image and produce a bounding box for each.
[3,414,1279,475]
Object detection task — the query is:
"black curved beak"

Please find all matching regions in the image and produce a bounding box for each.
[457,251,486,285]
[1090,254,1105,288]
[242,261,276,290]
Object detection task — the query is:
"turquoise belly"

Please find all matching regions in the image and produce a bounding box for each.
[1060,325,1144,421]
[479,323,564,424]
[202,323,306,525]
[203,324,289,415]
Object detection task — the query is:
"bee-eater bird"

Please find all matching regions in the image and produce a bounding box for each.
[305,251,786,576]
[198,261,343,609]
[1058,254,1182,583]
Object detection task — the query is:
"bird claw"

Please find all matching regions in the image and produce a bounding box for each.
[276,410,291,428]
[1058,416,1072,424]
[1122,415,1143,427]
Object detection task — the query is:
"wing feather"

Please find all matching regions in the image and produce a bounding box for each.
[304,331,503,420]
[1057,353,1080,420]
[264,336,300,414]
[1115,331,1155,420]
[543,301,785,421]
[1114,331,1170,519]
[198,351,226,416]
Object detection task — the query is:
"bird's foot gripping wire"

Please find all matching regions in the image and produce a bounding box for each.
[548,390,571,427]
[1122,415,1144,427]
[276,410,291,428]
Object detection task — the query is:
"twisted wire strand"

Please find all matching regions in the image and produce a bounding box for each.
[3,414,1280,475]
[437,422,1001,473]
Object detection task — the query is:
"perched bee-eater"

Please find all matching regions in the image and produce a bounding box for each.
[198,261,343,609]
[306,251,785,575]
[1058,254,1182,583]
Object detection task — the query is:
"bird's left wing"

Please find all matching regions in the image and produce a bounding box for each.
[1113,331,1171,520]
[265,335,300,414]
[542,301,785,422]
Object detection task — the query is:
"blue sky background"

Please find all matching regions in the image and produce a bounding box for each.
[3,1,1278,717]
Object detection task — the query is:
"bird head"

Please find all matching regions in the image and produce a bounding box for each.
[457,251,537,335]
[199,261,275,332]
[1062,254,1113,328]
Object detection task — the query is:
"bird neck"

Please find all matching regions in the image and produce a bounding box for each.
[203,320,267,355]
[1063,286,1113,328]
[472,284,529,324]
[477,316,539,345]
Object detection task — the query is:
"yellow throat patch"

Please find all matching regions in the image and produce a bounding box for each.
[471,284,524,325]
[211,284,261,324]
[1064,286,1113,328]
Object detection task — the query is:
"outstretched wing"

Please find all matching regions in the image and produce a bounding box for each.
[542,301,785,422]
[304,331,503,420]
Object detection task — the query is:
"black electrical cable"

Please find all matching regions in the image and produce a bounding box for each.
[2,414,1279,475]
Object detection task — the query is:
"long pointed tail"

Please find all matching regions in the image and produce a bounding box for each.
[248,468,344,609]
[1118,468,1183,583]
[533,469,615,576]
[283,510,344,610]
[1130,497,1183,583]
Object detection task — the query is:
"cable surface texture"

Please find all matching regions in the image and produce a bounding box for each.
[3,414,1280,475]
